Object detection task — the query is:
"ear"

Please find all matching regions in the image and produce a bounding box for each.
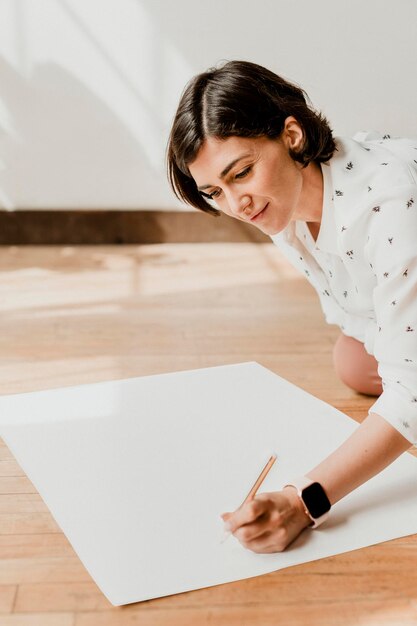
[282,116,304,151]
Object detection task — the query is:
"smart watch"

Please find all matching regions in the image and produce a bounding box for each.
[284,477,331,528]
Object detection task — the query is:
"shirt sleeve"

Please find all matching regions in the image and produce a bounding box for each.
[365,184,417,444]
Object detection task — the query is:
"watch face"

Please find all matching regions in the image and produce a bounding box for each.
[303,482,331,519]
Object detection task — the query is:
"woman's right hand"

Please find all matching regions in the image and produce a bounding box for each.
[221,486,311,553]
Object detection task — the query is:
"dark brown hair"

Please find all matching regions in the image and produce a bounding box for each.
[167,60,336,216]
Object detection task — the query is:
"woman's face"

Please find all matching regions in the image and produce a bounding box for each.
[188,120,307,236]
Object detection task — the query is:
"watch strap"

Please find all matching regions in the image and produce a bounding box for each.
[284,476,331,528]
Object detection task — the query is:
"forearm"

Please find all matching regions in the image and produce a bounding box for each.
[306,412,412,505]
[224,412,413,553]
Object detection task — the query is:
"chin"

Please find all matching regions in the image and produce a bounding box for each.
[256,224,281,236]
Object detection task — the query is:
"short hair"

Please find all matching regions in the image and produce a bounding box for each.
[167,60,336,216]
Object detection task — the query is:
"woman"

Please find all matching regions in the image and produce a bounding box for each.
[167,60,417,553]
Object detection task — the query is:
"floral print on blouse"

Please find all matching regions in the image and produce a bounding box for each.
[270,131,417,444]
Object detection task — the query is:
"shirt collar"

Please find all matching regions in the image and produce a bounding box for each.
[314,161,339,254]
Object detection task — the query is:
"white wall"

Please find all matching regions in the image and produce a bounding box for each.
[0,0,416,210]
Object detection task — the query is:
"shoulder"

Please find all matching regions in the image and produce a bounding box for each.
[327,132,417,201]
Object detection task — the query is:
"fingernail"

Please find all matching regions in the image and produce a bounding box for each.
[223,521,232,532]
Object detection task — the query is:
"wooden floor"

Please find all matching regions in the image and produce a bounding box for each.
[0,243,416,626]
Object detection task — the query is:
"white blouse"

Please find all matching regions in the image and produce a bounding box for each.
[270,131,417,445]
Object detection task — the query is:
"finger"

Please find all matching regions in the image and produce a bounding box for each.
[244,525,293,554]
[240,530,288,554]
[223,498,267,533]
[234,513,270,543]
[239,529,276,553]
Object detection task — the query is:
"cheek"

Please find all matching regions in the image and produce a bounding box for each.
[271,165,302,201]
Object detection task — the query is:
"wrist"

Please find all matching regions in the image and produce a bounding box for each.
[282,485,313,528]
[283,477,331,528]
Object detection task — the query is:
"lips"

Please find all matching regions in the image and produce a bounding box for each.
[250,203,269,222]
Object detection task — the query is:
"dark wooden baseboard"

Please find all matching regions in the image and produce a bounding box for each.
[0,210,269,244]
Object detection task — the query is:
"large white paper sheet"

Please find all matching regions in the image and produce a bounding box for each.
[0,362,416,605]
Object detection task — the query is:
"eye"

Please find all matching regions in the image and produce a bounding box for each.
[235,165,252,179]
[200,189,221,200]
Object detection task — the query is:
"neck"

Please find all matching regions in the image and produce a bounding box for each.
[294,161,323,226]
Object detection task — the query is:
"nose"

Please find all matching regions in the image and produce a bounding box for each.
[227,192,252,218]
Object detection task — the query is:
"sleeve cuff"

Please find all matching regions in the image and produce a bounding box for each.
[369,388,417,444]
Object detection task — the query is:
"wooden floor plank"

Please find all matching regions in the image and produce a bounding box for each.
[73,602,417,626]
[0,585,17,613]
[14,583,111,613]
[0,534,74,560]
[0,513,60,536]
[0,461,25,478]
[0,446,15,461]
[0,495,49,515]
[0,614,75,626]
[0,478,37,496]
[0,558,92,585]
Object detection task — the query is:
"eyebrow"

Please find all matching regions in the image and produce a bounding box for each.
[197,153,252,191]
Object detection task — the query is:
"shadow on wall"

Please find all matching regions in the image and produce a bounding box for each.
[0,54,173,211]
